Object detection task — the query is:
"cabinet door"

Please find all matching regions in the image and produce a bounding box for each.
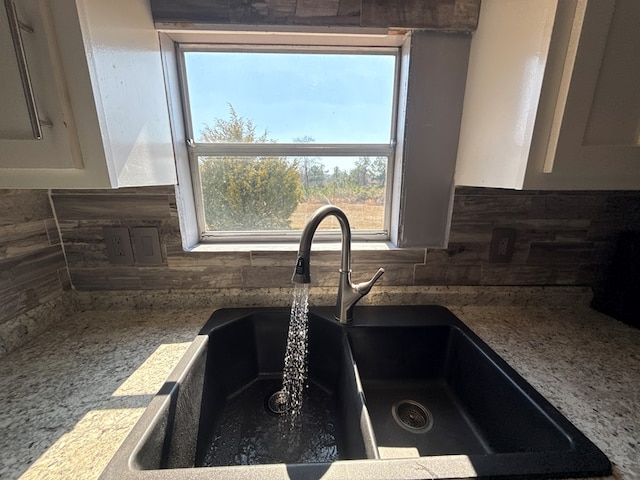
[0,0,176,189]
[455,0,640,191]
[0,0,81,171]
[454,0,557,190]
[525,0,640,189]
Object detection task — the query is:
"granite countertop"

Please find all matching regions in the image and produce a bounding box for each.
[0,288,638,480]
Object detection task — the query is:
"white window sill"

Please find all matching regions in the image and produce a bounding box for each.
[188,240,400,253]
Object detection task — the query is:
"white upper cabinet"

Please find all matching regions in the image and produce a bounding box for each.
[0,0,176,189]
[455,0,640,190]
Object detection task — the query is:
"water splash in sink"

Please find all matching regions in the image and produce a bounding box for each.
[281,284,310,428]
[199,378,339,466]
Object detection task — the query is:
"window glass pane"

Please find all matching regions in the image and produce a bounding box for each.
[199,156,387,232]
[184,51,396,144]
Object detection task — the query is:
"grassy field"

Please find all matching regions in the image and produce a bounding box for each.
[289,201,384,230]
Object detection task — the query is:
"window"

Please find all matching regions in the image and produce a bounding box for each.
[164,30,470,249]
[178,45,399,242]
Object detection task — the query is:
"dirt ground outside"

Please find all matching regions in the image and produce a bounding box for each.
[289,201,384,231]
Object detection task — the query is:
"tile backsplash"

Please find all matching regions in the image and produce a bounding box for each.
[2,184,637,356]
[49,186,640,291]
[0,190,71,356]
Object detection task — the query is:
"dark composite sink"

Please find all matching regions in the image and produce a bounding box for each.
[100,305,611,480]
[347,307,600,476]
[192,310,374,467]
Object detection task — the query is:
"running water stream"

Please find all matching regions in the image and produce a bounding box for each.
[201,284,342,466]
[281,283,310,427]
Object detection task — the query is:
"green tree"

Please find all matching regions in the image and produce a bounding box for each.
[350,157,372,186]
[371,157,387,187]
[292,136,326,196]
[200,105,270,143]
[198,106,303,231]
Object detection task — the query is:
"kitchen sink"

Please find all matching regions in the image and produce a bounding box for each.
[347,306,601,475]
[100,305,611,480]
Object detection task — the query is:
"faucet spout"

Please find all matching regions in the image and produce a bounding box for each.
[292,205,384,323]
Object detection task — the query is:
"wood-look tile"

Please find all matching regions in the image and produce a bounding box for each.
[451,194,536,222]
[246,263,414,288]
[48,186,640,293]
[414,264,481,286]
[448,221,494,243]
[480,265,579,286]
[231,0,271,23]
[599,193,640,223]
[44,218,61,246]
[152,0,479,29]
[249,248,424,268]
[180,267,244,289]
[63,244,110,267]
[454,186,537,196]
[152,0,231,22]
[0,221,50,260]
[540,193,607,220]
[505,219,591,243]
[527,242,594,266]
[241,266,296,288]
[361,0,480,30]
[58,268,72,291]
[295,0,339,17]
[0,246,66,291]
[426,243,488,265]
[58,221,105,244]
[351,248,426,265]
[161,266,243,289]
[51,194,171,221]
[248,250,299,267]
[69,265,245,290]
[163,231,185,249]
[337,0,360,16]
[586,221,622,242]
[51,186,175,196]
[0,190,52,226]
[0,272,64,323]
[166,250,251,268]
[368,264,415,286]
[56,219,80,236]
[70,269,142,291]
[0,189,67,332]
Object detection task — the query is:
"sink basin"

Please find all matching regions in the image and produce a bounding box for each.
[100,305,610,480]
[122,309,375,477]
[347,307,597,474]
[193,309,375,467]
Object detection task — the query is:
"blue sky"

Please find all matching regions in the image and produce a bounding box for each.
[183,51,396,145]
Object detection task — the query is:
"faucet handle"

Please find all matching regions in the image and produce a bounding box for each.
[337,267,385,323]
[355,267,385,295]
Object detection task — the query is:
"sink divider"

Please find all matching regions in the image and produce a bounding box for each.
[338,332,380,460]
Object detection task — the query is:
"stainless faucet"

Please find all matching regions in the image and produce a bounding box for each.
[292,205,385,323]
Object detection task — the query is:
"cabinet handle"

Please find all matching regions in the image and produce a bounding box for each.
[4,0,43,140]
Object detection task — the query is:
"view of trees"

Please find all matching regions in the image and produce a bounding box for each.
[198,106,386,231]
[199,106,303,230]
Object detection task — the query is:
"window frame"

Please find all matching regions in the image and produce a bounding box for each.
[176,43,401,243]
[160,29,471,251]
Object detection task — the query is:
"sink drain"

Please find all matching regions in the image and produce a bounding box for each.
[266,390,289,415]
[392,400,433,433]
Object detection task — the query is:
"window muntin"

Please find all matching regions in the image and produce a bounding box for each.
[179,46,398,241]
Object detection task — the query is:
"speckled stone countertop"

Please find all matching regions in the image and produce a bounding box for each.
[0,287,637,480]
